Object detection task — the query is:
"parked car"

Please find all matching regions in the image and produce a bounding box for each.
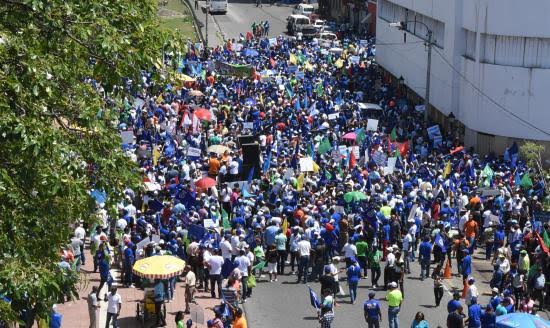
[292,3,314,16]
[312,19,326,32]
[287,14,312,36]
[318,32,340,47]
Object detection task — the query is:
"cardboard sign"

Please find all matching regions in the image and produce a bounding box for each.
[187,147,201,158]
[366,119,379,131]
[349,146,360,158]
[372,150,387,166]
[299,157,314,172]
[120,131,134,144]
[427,125,441,140]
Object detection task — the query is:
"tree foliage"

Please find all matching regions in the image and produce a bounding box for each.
[0,0,183,322]
[520,142,550,207]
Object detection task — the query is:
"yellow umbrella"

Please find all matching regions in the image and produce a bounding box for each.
[175,73,195,83]
[132,255,186,280]
[207,144,230,155]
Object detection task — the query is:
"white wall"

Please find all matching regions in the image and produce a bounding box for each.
[376,0,550,142]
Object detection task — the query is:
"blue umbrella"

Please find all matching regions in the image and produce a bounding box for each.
[496,313,550,328]
[90,190,107,204]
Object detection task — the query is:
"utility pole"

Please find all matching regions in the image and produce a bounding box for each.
[205,0,209,48]
[424,29,433,123]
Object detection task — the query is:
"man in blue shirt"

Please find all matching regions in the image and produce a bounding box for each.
[364,292,382,328]
[264,222,279,247]
[466,297,481,328]
[154,279,167,327]
[447,292,461,313]
[462,249,472,281]
[123,243,135,288]
[418,236,433,281]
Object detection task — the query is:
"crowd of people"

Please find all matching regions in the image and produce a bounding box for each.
[57,27,550,328]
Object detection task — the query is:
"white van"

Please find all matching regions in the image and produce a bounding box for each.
[209,0,227,14]
[287,14,311,36]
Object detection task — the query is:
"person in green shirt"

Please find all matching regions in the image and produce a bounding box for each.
[275,230,288,275]
[368,246,382,288]
[175,311,185,328]
[386,282,403,328]
[356,235,369,279]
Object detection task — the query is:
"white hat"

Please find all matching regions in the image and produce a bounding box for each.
[389,282,398,288]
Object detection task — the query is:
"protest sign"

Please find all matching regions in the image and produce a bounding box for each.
[349,146,360,158]
[366,119,379,131]
[359,40,368,48]
[328,113,339,120]
[295,71,305,79]
[269,38,277,46]
[203,218,218,229]
[372,150,387,166]
[187,147,201,158]
[242,122,254,130]
[387,157,397,171]
[427,125,441,140]
[349,56,360,65]
[299,157,314,172]
[136,234,161,251]
[120,131,134,144]
[215,61,254,77]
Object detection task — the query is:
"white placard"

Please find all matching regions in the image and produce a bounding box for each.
[383,166,394,175]
[349,146,360,158]
[332,149,341,162]
[269,38,277,46]
[328,113,339,120]
[233,43,243,52]
[187,147,201,157]
[136,234,161,250]
[366,119,379,131]
[349,56,360,64]
[284,167,294,180]
[387,157,397,170]
[120,131,134,144]
[364,149,370,163]
[338,145,348,156]
[299,157,314,172]
[242,122,253,130]
[203,218,218,228]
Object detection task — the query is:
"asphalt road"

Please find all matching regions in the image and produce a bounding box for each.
[244,258,453,328]
[192,0,295,46]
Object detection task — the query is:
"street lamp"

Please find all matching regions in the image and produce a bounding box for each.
[390,20,434,123]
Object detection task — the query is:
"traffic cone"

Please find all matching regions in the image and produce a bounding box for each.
[443,260,452,279]
[461,280,468,299]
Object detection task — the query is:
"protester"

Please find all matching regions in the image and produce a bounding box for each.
[87,286,100,328]
[104,287,121,328]
[364,292,382,328]
[386,282,403,328]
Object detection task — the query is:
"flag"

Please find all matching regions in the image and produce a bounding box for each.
[297,53,306,65]
[295,96,301,110]
[482,164,494,180]
[289,53,297,65]
[308,287,320,309]
[252,260,267,271]
[221,208,231,230]
[285,82,294,98]
[520,173,533,189]
[435,233,446,253]
[443,161,452,179]
[282,218,289,234]
[315,82,323,97]
[535,231,550,255]
[349,150,356,169]
[318,137,331,155]
[313,161,320,173]
[152,147,161,166]
[509,142,519,168]
[390,127,397,142]
[247,166,255,185]
[355,128,365,145]
[307,142,314,158]
[297,173,304,191]
[514,170,521,186]
[259,93,264,105]
[263,151,272,173]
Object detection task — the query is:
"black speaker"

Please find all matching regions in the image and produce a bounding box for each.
[238,135,257,147]
[241,143,261,180]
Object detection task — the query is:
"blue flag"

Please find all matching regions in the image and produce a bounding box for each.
[435,233,446,253]
[247,166,255,185]
[308,287,320,309]
[263,151,272,173]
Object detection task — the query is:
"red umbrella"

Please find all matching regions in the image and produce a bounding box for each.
[195,177,217,189]
[194,108,211,121]
[342,132,356,140]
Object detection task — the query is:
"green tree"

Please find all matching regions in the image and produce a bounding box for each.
[0,0,183,323]
[520,142,550,207]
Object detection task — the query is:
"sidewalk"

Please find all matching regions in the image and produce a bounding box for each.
[56,246,219,328]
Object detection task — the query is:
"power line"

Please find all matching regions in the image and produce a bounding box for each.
[432,47,550,137]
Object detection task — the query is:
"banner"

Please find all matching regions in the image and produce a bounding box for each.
[215,61,254,78]
[187,147,201,158]
[366,119,379,131]
[427,125,441,140]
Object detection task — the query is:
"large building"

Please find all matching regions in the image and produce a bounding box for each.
[376,0,550,157]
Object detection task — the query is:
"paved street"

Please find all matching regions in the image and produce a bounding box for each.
[245,250,550,327]
[192,1,295,46]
